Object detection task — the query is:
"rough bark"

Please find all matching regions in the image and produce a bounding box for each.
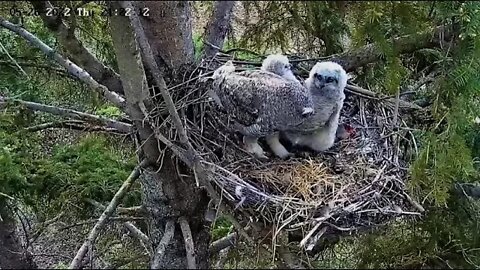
[139,1,195,75]
[110,3,210,268]
[109,6,160,164]
[202,1,236,60]
[30,1,125,95]
[0,205,37,269]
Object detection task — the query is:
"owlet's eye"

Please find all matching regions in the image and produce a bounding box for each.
[326,77,335,83]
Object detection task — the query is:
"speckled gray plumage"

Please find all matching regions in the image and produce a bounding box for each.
[209,62,314,137]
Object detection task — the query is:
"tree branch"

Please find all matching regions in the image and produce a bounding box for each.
[151,220,175,269]
[0,59,76,79]
[178,216,196,269]
[69,159,147,269]
[209,232,237,254]
[124,221,152,256]
[331,24,458,72]
[345,84,422,110]
[202,1,235,60]
[0,17,126,109]
[29,1,125,95]
[23,120,125,134]
[83,198,146,217]
[83,198,151,255]
[0,96,131,134]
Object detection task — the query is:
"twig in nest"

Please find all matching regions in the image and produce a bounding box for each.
[178,216,197,269]
[299,221,323,248]
[151,220,175,269]
[69,159,147,269]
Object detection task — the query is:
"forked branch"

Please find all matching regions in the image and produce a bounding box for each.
[69,159,147,269]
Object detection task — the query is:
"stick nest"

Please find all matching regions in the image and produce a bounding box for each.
[150,59,423,248]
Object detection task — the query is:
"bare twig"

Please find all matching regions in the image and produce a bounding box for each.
[346,84,422,110]
[124,221,152,256]
[0,41,28,77]
[0,97,131,133]
[84,198,146,216]
[0,17,126,109]
[69,159,147,269]
[24,120,125,134]
[58,217,145,231]
[178,216,197,269]
[151,220,175,269]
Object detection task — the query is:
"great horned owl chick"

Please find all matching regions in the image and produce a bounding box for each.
[283,61,348,152]
[261,54,298,83]
[206,60,315,159]
[256,54,304,158]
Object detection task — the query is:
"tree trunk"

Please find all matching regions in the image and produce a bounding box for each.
[202,1,236,60]
[139,1,195,76]
[0,205,37,269]
[110,1,211,268]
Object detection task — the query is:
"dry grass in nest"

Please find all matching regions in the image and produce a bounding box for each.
[248,159,343,205]
[147,57,425,249]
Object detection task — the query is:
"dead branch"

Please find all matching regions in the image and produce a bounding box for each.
[454,183,480,199]
[0,97,131,133]
[124,221,152,256]
[69,159,147,269]
[209,232,237,254]
[57,217,146,231]
[0,41,28,77]
[29,1,124,95]
[178,217,197,269]
[0,17,126,109]
[23,120,125,134]
[84,198,146,216]
[83,198,151,255]
[345,84,422,110]
[151,220,175,269]
[202,1,236,60]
